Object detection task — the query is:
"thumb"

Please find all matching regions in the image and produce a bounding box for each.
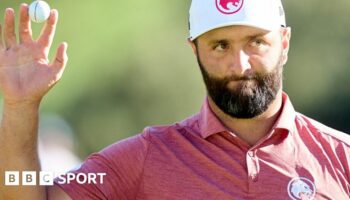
[51,42,68,75]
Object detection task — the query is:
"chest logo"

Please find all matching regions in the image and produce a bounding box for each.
[287,177,316,200]
[215,0,244,14]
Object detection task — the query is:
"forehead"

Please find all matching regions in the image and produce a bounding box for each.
[197,25,278,43]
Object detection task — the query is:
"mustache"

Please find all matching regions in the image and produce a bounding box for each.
[223,73,260,82]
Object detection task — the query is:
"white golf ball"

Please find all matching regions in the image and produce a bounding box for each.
[29,1,51,23]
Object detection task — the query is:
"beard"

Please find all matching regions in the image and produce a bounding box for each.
[197,51,283,119]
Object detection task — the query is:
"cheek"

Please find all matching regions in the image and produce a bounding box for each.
[250,48,282,72]
[199,50,228,76]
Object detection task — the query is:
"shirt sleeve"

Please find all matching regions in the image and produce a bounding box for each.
[54,131,150,200]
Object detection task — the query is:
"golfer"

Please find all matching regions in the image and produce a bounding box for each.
[0,0,349,199]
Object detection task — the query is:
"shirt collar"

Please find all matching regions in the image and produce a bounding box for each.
[273,92,296,134]
[198,92,296,139]
[198,97,228,138]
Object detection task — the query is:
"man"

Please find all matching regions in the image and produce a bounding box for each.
[0,0,349,199]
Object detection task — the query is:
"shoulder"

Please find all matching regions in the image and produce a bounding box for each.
[100,114,199,158]
[142,113,201,140]
[99,130,151,162]
[295,112,350,147]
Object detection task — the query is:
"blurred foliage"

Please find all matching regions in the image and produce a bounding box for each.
[0,0,349,157]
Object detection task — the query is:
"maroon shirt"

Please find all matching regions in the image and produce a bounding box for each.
[55,93,350,199]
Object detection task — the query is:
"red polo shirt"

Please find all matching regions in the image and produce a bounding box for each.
[55,93,350,199]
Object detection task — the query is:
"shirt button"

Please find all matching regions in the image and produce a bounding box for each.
[251,174,258,182]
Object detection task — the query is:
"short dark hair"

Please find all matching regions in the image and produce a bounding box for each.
[193,39,198,48]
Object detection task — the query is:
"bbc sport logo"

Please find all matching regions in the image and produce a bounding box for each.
[5,171,106,186]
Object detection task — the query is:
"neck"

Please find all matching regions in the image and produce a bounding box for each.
[208,90,283,147]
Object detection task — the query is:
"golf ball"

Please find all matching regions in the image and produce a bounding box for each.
[29,1,51,23]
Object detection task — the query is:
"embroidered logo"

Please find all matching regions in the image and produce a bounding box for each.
[215,0,244,14]
[287,177,316,200]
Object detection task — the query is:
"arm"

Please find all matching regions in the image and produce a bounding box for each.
[0,4,70,199]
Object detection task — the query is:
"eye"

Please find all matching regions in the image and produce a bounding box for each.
[250,38,266,48]
[214,41,230,51]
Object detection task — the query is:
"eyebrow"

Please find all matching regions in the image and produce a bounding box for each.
[207,32,268,46]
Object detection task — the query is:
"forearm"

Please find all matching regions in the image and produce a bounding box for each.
[0,2,68,199]
[0,102,46,200]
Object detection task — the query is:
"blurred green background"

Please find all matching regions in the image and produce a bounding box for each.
[0,0,349,158]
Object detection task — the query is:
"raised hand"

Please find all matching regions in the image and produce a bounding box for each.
[0,3,68,106]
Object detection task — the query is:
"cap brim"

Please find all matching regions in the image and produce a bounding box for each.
[189,21,278,41]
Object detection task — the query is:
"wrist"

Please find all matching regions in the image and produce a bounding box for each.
[3,99,41,110]
[2,100,41,121]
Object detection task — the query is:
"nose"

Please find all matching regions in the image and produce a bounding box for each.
[228,49,252,75]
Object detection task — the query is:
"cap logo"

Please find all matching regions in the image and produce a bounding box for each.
[216,0,244,14]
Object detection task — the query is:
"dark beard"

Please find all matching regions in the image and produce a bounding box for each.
[197,52,283,119]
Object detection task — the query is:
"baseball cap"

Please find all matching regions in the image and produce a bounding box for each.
[189,0,286,41]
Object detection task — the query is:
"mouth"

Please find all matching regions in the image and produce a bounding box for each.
[227,78,255,85]
[226,79,258,92]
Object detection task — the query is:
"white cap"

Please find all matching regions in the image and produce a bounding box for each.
[189,0,286,41]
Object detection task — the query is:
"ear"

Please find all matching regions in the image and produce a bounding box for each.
[187,38,198,56]
[281,27,291,65]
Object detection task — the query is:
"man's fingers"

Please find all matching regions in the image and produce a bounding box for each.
[37,9,58,49]
[19,3,33,44]
[3,8,17,49]
[51,42,68,73]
